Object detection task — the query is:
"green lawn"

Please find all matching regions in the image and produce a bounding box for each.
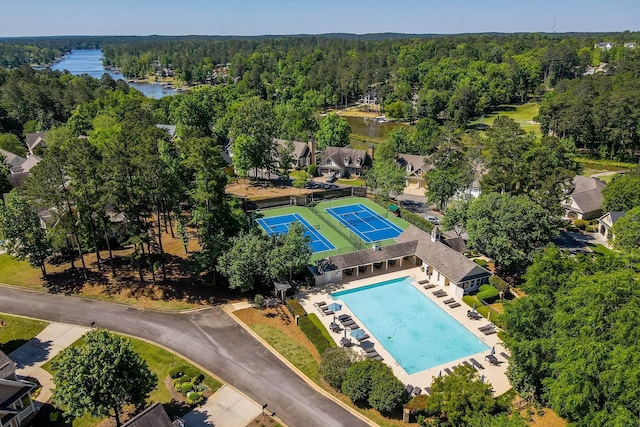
[587,243,614,256]
[42,334,223,427]
[0,314,48,354]
[250,324,320,383]
[336,178,366,187]
[290,170,311,180]
[0,254,43,288]
[469,103,541,136]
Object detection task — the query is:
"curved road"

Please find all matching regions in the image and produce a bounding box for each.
[0,286,370,427]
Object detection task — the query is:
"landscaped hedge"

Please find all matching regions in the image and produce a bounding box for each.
[298,316,333,355]
[477,284,500,304]
[307,313,336,346]
[286,299,306,318]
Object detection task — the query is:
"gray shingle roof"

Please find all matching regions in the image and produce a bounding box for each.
[396,226,491,283]
[325,241,418,270]
[396,153,432,174]
[25,132,46,151]
[569,176,606,214]
[123,403,175,427]
[323,225,490,284]
[275,139,309,161]
[321,146,369,170]
[0,351,15,380]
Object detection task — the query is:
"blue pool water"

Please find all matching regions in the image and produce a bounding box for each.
[332,277,489,374]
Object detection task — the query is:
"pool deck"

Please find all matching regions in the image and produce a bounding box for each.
[297,266,511,396]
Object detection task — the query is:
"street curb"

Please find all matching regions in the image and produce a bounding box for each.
[0,282,220,314]
[223,304,377,427]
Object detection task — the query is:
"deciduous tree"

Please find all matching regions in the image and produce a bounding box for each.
[466,193,556,272]
[51,329,157,427]
[0,190,52,277]
[425,365,495,426]
[315,113,351,149]
[612,206,640,252]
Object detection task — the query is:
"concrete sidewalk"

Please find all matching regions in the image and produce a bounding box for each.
[10,322,89,405]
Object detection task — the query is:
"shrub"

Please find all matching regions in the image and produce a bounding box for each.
[254,294,265,309]
[489,276,510,293]
[180,382,194,394]
[186,391,204,405]
[368,365,407,413]
[477,286,500,304]
[183,367,204,384]
[573,219,589,230]
[307,313,336,346]
[342,359,376,403]
[307,163,317,177]
[585,225,595,232]
[473,258,487,267]
[169,366,189,379]
[286,299,306,318]
[318,347,358,390]
[299,316,333,354]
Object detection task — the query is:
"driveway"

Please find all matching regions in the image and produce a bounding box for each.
[0,287,370,427]
[182,385,262,427]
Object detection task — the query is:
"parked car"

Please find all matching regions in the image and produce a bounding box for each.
[325,173,337,183]
[426,215,439,225]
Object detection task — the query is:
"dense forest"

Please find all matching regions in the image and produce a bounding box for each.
[1,33,640,426]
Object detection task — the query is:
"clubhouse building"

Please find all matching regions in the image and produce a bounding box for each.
[315,225,491,297]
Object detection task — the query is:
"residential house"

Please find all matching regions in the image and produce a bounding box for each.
[0,351,37,427]
[122,403,180,427]
[397,153,432,188]
[155,124,177,141]
[594,42,614,51]
[25,132,46,156]
[275,139,313,169]
[564,176,606,220]
[317,225,491,296]
[318,146,371,178]
[598,211,626,240]
[0,149,42,188]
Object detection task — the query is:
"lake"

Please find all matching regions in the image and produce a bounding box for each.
[343,115,404,140]
[49,49,177,99]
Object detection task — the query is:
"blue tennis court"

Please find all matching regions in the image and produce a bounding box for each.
[325,203,404,243]
[256,213,336,253]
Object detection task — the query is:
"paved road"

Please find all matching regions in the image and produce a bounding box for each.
[0,287,370,427]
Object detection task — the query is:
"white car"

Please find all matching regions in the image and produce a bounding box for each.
[426,215,439,225]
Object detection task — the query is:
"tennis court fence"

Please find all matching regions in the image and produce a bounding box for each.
[241,187,367,212]
[309,205,367,251]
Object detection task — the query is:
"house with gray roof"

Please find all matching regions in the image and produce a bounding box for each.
[25,133,46,156]
[275,139,312,169]
[564,176,606,220]
[318,146,371,178]
[0,351,37,427]
[0,149,42,189]
[155,124,177,141]
[598,211,626,240]
[317,225,490,295]
[397,153,432,188]
[123,403,179,427]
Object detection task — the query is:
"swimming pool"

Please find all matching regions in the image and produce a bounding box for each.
[332,277,489,374]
